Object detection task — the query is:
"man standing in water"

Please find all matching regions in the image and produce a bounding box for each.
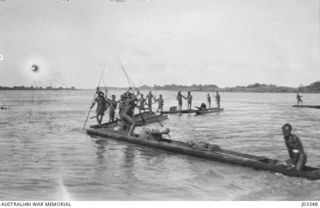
[296,93,303,105]
[146,91,154,112]
[90,91,107,126]
[215,91,221,108]
[282,123,307,170]
[207,93,211,108]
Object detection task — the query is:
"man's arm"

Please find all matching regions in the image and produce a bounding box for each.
[90,98,97,109]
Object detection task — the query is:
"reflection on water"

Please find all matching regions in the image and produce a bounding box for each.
[0,90,320,200]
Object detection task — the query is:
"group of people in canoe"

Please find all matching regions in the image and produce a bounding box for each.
[176,90,221,110]
[90,87,164,135]
[90,88,223,128]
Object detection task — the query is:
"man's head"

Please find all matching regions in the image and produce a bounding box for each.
[282,123,292,137]
[99,92,104,97]
[159,94,162,98]
[112,95,116,100]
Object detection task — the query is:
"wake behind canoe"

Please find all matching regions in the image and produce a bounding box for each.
[86,126,320,180]
[292,105,320,109]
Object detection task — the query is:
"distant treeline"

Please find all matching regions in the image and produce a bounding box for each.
[2,81,320,93]
[140,84,219,91]
[137,81,320,93]
[0,86,76,90]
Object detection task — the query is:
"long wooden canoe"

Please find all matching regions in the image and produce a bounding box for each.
[90,111,168,129]
[86,126,320,180]
[292,105,320,109]
[194,107,224,115]
[161,109,197,114]
[162,107,224,115]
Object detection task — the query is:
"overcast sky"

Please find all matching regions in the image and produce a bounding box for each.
[0,0,319,88]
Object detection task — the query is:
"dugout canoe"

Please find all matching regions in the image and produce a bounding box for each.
[292,105,320,109]
[90,111,168,129]
[86,126,320,180]
[162,108,224,115]
[194,107,224,115]
[161,109,198,114]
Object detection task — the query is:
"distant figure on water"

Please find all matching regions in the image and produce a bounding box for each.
[282,123,307,171]
[296,93,303,105]
[176,91,185,111]
[146,91,154,112]
[215,91,221,108]
[154,94,164,113]
[90,91,107,126]
[185,91,192,110]
[207,93,211,108]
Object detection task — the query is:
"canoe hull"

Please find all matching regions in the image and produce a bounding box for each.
[292,105,320,109]
[86,127,320,180]
[90,112,168,129]
[162,108,224,114]
[195,108,224,115]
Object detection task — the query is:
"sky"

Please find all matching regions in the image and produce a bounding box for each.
[0,0,319,88]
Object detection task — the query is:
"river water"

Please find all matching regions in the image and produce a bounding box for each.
[0,90,320,200]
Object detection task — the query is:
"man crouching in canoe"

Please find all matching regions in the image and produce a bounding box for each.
[282,123,307,170]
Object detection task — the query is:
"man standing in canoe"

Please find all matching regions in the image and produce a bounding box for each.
[177,91,185,111]
[105,94,119,122]
[296,93,303,105]
[138,94,147,112]
[215,91,221,108]
[207,93,211,108]
[185,91,192,110]
[282,123,307,170]
[90,91,107,126]
[120,92,139,136]
[146,91,154,112]
[154,94,164,113]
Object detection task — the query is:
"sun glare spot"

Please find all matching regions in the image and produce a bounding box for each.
[22,56,48,81]
[31,64,39,72]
